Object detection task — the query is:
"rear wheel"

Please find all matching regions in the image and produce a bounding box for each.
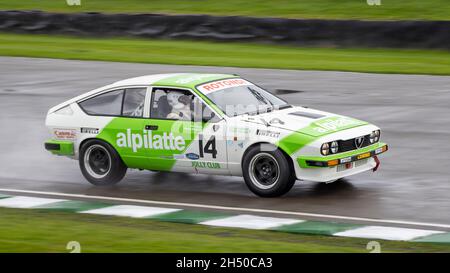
[79,139,127,186]
[243,145,296,197]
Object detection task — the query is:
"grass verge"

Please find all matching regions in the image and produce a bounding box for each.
[0,208,448,253]
[1,0,449,20]
[0,33,449,75]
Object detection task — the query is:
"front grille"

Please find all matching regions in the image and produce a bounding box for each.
[338,135,371,153]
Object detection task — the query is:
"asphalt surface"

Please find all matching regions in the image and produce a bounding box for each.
[1,57,450,226]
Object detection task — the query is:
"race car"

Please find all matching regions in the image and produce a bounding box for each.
[45,73,388,197]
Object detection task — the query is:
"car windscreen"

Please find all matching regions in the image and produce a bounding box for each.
[204,84,289,117]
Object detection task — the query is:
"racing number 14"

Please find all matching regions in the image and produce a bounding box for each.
[198,134,217,158]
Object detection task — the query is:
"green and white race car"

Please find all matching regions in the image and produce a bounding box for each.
[45,73,388,197]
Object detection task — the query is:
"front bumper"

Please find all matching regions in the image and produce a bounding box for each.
[297,142,388,168]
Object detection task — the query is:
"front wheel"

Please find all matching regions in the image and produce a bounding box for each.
[79,139,127,186]
[242,146,296,197]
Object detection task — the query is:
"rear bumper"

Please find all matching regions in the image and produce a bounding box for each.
[44,140,74,156]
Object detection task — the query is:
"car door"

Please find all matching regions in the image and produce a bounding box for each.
[80,87,150,170]
[146,86,229,174]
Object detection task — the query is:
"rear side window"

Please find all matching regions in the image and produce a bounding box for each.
[122,88,147,117]
[79,89,124,116]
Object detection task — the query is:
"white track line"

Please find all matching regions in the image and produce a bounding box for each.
[201,214,303,230]
[0,188,449,230]
[0,196,65,208]
[334,226,444,241]
[81,205,180,218]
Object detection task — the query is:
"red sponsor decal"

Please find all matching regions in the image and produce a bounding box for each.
[53,129,76,140]
[197,79,251,93]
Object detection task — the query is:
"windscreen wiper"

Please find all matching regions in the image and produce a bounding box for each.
[248,87,271,107]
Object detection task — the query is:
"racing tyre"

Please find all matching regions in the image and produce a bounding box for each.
[243,145,296,197]
[79,139,127,186]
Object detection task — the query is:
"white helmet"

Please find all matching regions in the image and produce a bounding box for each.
[167,92,189,110]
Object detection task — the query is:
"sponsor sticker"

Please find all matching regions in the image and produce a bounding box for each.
[192,161,221,169]
[53,128,76,140]
[81,127,99,134]
[185,153,200,160]
[116,129,185,153]
[256,129,280,138]
[311,117,364,134]
[197,78,252,94]
[340,157,352,164]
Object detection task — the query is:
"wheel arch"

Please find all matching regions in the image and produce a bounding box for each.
[241,142,295,172]
[79,137,98,153]
[79,137,126,164]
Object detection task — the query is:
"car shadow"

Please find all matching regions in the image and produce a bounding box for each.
[103,170,371,203]
[285,178,359,198]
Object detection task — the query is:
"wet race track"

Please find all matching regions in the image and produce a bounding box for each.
[1,57,450,227]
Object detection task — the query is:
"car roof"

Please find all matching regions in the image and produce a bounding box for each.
[111,73,237,89]
[111,73,183,86]
[48,73,238,114]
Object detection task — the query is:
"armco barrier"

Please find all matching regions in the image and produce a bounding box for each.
[0,10,449,49]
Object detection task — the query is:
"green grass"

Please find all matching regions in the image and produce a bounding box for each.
[1,0,449,20]
[0,208,448,253]
[1,33,449,75]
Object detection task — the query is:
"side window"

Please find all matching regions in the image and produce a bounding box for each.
[122,88,146,117]
[79,89,123,116]
[150,88,194,121]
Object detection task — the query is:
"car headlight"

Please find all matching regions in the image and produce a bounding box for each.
[369,130,381,144]
[321,143,330,156]
[330,141,339,154]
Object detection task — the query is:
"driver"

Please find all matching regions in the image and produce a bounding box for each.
[166,92,192,121]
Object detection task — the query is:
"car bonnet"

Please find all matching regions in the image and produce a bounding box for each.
[240,106,369,137]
